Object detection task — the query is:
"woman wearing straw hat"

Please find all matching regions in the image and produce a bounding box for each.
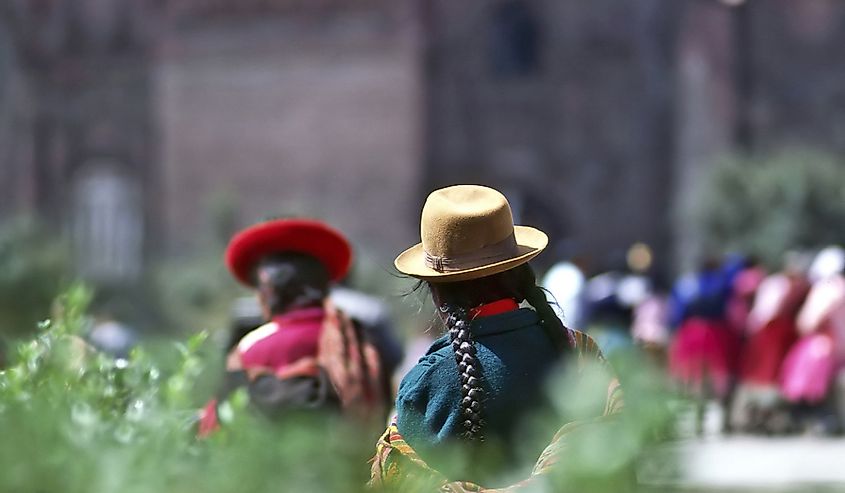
[370,185,622,490]
[199,218,386,434]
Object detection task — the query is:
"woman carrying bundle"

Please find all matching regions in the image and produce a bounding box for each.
[200,218,387,434]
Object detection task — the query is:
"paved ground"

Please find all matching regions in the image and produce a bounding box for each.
[641,436,845,492]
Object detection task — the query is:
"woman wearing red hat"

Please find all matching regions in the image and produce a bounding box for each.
[199,219,385,433]
[369,185,623,491]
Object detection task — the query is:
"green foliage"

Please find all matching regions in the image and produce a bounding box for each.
[0,217,70,341]
[0,284,203,490]
[694,149,845,267]
[0,286,684,493]
[152,251,243,337]
[540,351,678,492]
[0,285,376,493]
[149,188,243,337]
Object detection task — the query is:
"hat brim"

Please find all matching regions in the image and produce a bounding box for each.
[394,225,548,282]
[225,219,352,287]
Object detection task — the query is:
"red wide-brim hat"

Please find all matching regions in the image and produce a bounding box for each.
[225,218,352,286]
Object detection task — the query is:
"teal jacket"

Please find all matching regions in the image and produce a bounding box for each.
[395,308,564,476]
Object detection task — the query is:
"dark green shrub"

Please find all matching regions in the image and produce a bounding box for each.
[694,149,845,267]
[0,217,69,342]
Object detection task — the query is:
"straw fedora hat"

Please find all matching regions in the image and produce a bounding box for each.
[395,185,548,282]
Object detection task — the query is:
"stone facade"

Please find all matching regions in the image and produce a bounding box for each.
[0,0,422,282]
[742,0,845,152]
[0,1,157,283]
[422,0,680,270]
[155,2,423,259]
[1,0,845,281]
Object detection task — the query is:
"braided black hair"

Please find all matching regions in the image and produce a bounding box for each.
[523,282,569,352]
[442,303,485,440]
[429,263,569,441]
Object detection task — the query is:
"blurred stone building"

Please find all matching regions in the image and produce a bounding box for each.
[422,0,679,270]
[0,0,422,286]
[0,0,844,285]
[422,0,845,271]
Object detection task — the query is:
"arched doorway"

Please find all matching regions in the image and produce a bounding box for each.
[71,160,143,283]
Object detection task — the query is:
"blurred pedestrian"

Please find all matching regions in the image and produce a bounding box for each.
[726,257,766,333]
[199,219,386,435]
[223,283,404,395]
[730,253,809,433]
[581,244,653,358]
[541,243,588,329]
[668,256,741,429]
[779,247,845,434]
[582,269,635,357]
[632,269,671,368]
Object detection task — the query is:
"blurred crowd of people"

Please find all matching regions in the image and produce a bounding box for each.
[543,244,845,437]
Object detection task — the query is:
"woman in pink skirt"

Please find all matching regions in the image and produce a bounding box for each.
[730,262,808,432]
[669,259,742,401]
[780,247,845,433]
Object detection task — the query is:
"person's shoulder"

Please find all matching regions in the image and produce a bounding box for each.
[397,340,453,399]
[409,338,452,377]
[237,321,279,354]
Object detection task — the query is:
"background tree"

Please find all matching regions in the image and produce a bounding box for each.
[694,149,845,267]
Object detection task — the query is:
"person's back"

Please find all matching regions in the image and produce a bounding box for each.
[397,306,562,482]
[236,306,325,375]
[201,219,386,434]
[376,185,604,487]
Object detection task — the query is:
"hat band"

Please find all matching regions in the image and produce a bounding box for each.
[424,232,519,273]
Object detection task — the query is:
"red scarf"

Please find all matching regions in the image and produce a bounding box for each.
[469,298,519,319]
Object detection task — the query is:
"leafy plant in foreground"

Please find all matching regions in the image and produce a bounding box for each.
[0,285,681,493]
